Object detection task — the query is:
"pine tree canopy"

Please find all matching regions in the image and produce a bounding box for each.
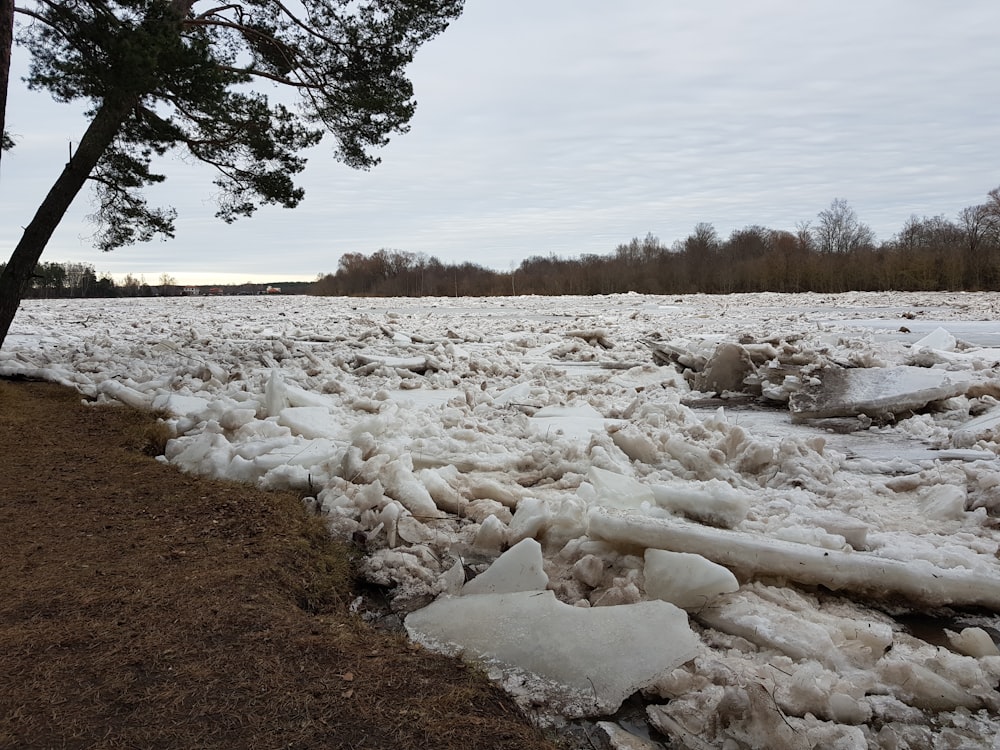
[13,0,464,250]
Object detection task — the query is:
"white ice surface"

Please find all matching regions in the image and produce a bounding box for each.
[460,538,548,595]
[8,291,1000,745]
[405,590,699,714]
[789,365,970,420]
[643,548,739,610]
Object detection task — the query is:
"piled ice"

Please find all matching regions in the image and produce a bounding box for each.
[5,291,1000,746]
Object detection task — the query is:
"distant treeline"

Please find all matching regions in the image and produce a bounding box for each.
[11,262,121,298]
[15,189,1000,299]
[5,262,313,298]
[312,190,1000,296]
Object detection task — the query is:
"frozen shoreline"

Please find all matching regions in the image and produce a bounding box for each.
[6,291,1000,748]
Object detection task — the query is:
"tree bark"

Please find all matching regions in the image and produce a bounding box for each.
[0,95,136,348]
[0,0,13,164]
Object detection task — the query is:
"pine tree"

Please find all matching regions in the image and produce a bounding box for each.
[0,0,463,346]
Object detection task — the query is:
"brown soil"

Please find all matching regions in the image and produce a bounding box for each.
[0,379,563,750]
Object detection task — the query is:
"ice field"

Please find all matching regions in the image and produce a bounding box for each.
[5,291,1000,748]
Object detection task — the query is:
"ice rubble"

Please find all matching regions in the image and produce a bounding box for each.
[7,292,1000,747]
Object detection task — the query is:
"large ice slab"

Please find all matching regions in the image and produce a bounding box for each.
[589,509,1000,610]
[277,406,344,439]
[151,391,210,418]
[529,403,622,441]
[789,365,969,420]
[354,352,443,372]
[405,590,699,714]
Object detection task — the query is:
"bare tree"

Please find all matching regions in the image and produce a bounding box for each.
[957,203,998,289]
[986,186,1000,245]
[813,198,876,254]
[158,272,177,294]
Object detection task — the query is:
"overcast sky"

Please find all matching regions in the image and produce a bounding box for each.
[2,1,999,285]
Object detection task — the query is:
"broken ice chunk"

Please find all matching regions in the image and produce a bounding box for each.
[952,407,1000,448]
[100,380,153,409]
[472,514,508,554]
[151,392,211,419]
[692,342,756,395]
[354,352,442,373]
[381,459,445,518]
[917,484,967,520]
[912,326,957,352]
[572,554,606,588]
[596,722,661,750]
[277,406,343,439]
[877,660,985,711]
[644,548,739,609]
[609,424,659,465]
[650,480,749,528]
[584,466,655,511]
[789,365,969,421]
[946,627,1000,658]
[405,590,699,713]
[439,559,466,596]
[649,683,809,750]
[219,407,257,431]
[461,538,548,596]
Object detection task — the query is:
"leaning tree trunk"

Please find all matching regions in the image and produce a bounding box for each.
[0,0,12,165]
[0,95,136,349]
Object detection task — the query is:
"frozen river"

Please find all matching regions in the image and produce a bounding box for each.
[5,291,1000,748]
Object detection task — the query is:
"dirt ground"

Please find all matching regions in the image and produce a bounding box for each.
[0,378,565,750]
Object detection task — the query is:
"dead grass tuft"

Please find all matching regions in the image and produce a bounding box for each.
[139,417,174,456]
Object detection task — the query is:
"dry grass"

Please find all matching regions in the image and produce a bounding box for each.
[0,379,563,750]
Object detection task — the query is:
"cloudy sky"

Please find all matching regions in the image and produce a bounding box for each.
[2,1,999,285]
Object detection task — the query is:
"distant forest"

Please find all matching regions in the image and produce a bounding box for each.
[4,263,313,299]
[313,189,1000,297]
[14,188,1000,299]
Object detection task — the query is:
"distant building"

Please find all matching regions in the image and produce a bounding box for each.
[181,286,200,296]
[265,286,282,294]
